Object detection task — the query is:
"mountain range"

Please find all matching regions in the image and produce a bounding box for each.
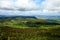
[0,15,60,19]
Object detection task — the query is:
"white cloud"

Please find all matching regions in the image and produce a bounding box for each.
[0,0,13,8]
[43,0,60,9]
[42,0,60,13]
[0,0,41,16]
[0,0,60,16]
[0,0,39,10]
[0,9,42,16]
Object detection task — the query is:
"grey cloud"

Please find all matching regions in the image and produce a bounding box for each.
[0,7,39,11]
[0,8,14,10]
[53,2,60,7]
[18,8,39,11]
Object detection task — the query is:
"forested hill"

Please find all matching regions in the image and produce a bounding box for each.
[0,15,36,19]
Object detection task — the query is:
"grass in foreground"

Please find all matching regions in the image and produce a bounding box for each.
[0,26,60,40]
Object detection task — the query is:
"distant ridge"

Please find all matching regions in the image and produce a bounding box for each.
[0,15,37,19]
[0,14,60,19]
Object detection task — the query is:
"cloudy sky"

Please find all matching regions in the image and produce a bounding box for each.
[0,0,60,16]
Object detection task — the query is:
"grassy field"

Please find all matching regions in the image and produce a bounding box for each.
[0,18,60,40]
[0,18,60,28]
[0,26,60,40]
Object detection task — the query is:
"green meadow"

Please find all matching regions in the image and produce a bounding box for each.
[0,18,60,40]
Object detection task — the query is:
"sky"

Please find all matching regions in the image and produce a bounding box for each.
[0,0,60,16]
